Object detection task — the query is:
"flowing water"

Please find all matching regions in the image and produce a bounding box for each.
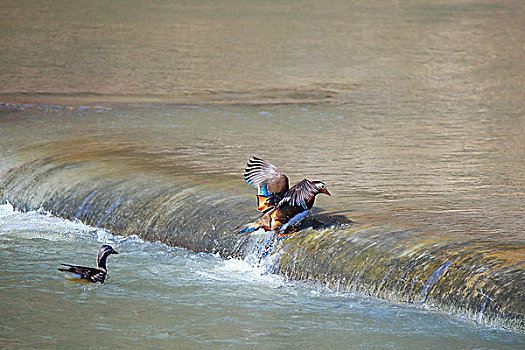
[1,0,524,347]
[0,203,522,349]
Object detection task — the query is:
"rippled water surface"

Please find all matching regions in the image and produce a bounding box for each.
[1,1,523,241]
[1,204,522,349]
[1,0,524,345]
[1,103,523,244]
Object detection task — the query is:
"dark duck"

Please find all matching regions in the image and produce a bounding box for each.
[58,245,118,284]
[236,157,331,236]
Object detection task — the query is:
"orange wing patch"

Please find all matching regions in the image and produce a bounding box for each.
[256,195,272,211]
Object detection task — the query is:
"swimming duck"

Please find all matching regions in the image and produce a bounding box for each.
[58,245,118,284]
[244,156,290,212]
[237,163,331,236]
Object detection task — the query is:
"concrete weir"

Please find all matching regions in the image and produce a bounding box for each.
[1,151,523,332]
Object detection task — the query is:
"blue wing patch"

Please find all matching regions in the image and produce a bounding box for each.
[258,186,270,196]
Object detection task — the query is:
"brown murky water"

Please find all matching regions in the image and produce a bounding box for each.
[1,0,524,346]
[2,0,524,106]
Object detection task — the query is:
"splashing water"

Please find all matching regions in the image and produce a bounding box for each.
[0,203,522,349]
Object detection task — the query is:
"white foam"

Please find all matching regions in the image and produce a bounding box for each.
[0,202,15,218]
[1,202,282,288]
[193,255,285,287]
[0,202,135,245]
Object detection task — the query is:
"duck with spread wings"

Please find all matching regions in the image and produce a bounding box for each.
[236,157,331,236]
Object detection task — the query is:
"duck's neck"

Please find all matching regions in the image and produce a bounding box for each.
[97,252,110,272]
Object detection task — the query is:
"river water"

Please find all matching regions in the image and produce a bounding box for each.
[1,0,524,347]
[0,203,522,349]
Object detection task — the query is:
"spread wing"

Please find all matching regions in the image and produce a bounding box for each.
[278,179,318,209]
[244,157,289,196]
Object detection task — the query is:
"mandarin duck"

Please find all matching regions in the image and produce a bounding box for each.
[58,245,118,284]
[236,157,331,236]
[244,156,290,212]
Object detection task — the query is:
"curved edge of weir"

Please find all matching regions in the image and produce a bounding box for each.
[0,152,523,333]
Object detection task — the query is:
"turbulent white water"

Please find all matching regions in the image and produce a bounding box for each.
[0,203,522,349]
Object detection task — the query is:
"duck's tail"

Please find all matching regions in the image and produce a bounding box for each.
[57,263,77,273]
[234,220,266,237]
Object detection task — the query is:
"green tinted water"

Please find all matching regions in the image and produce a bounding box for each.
[1,204,522,349]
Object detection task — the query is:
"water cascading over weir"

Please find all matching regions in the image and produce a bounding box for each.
[1,140,523,332]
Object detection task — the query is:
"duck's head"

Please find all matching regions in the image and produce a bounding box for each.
[98,245,118,260]
[312,181,331,196]
[97,245,118,270]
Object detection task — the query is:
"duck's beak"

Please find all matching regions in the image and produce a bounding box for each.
[113,250,119,254]
[324,189,332,196]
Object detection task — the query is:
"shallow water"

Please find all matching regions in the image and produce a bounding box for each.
[0,0,524,343]
[1,102,523,244]
[1,203,522,349]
